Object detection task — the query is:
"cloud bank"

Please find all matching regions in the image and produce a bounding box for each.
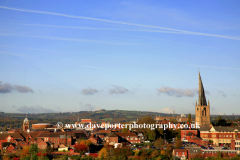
[16,106,56,113]
[79,102,100,111]
[0,81,33,93]
[156,86,209,97]
[81,88,99,95]
[109,85,129,94]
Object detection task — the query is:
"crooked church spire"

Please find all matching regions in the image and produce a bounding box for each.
[198,71,207,106]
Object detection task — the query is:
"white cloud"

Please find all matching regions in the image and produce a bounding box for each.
[157,108,174,114]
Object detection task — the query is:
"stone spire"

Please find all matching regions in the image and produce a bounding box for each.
[198,71,207,106]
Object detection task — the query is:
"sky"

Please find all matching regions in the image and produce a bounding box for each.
[0,0,239,115]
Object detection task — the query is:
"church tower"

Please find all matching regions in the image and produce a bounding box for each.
[195,72,210,127]
[23,117,29,132]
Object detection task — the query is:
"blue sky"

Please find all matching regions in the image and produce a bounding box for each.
[0,0,239,115]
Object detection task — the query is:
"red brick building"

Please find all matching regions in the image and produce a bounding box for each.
[230,138,240,154]
[81,119,91,123]
[37,140,48,150]
[106,132,141,145]
[88,135,100,145]
[202,149,237,158]
[5,144,17,153]
[172,149,188,159]
[199,126,240,146]
[181,129,198,141]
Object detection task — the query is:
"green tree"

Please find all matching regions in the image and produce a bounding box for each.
[166,145,173,159]
[46,146,53,155]
[232,154,240,160]
[29,144,39,160]
[121,122,130,133]
[154,137,163,148]
[29,144,38,153]
[188,113,192,123]
[175,139,182,149]
[138,116,156,141]
[217,116,222,124]
[140,149,148,159]
[217,151,222,158]
[98,148,108,159]
[151,149,159,158]
[216,116,228,126]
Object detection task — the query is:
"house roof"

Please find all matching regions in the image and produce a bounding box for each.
[198,127,211,131]
[95,130,111,134]
[21,131,43,139]
[15,145,22,149]
[68,132,88,139]
[173,149,188,152]
[88,137,98,140]
[38,132,62,137]
[0,133,25,140]
[96,133,108,136]
[115,132,138,137]
[212,126,240,132]
[13,139,23,142]
[59,144,67,148]
[107,132,118,137]
[1,142,12,147]
[191,137,202,140]
[186,132,196,136]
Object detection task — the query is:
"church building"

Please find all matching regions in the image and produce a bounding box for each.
[195,72,211,127]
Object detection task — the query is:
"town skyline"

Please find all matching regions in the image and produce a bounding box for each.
[0,0,240,115]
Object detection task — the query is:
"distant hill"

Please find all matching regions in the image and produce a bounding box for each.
[0,110,239,129]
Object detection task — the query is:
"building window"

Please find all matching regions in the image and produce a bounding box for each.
[230,135,232,137]
[226,135,228,137]
[176,152,178,155]
[219,135,221,137]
